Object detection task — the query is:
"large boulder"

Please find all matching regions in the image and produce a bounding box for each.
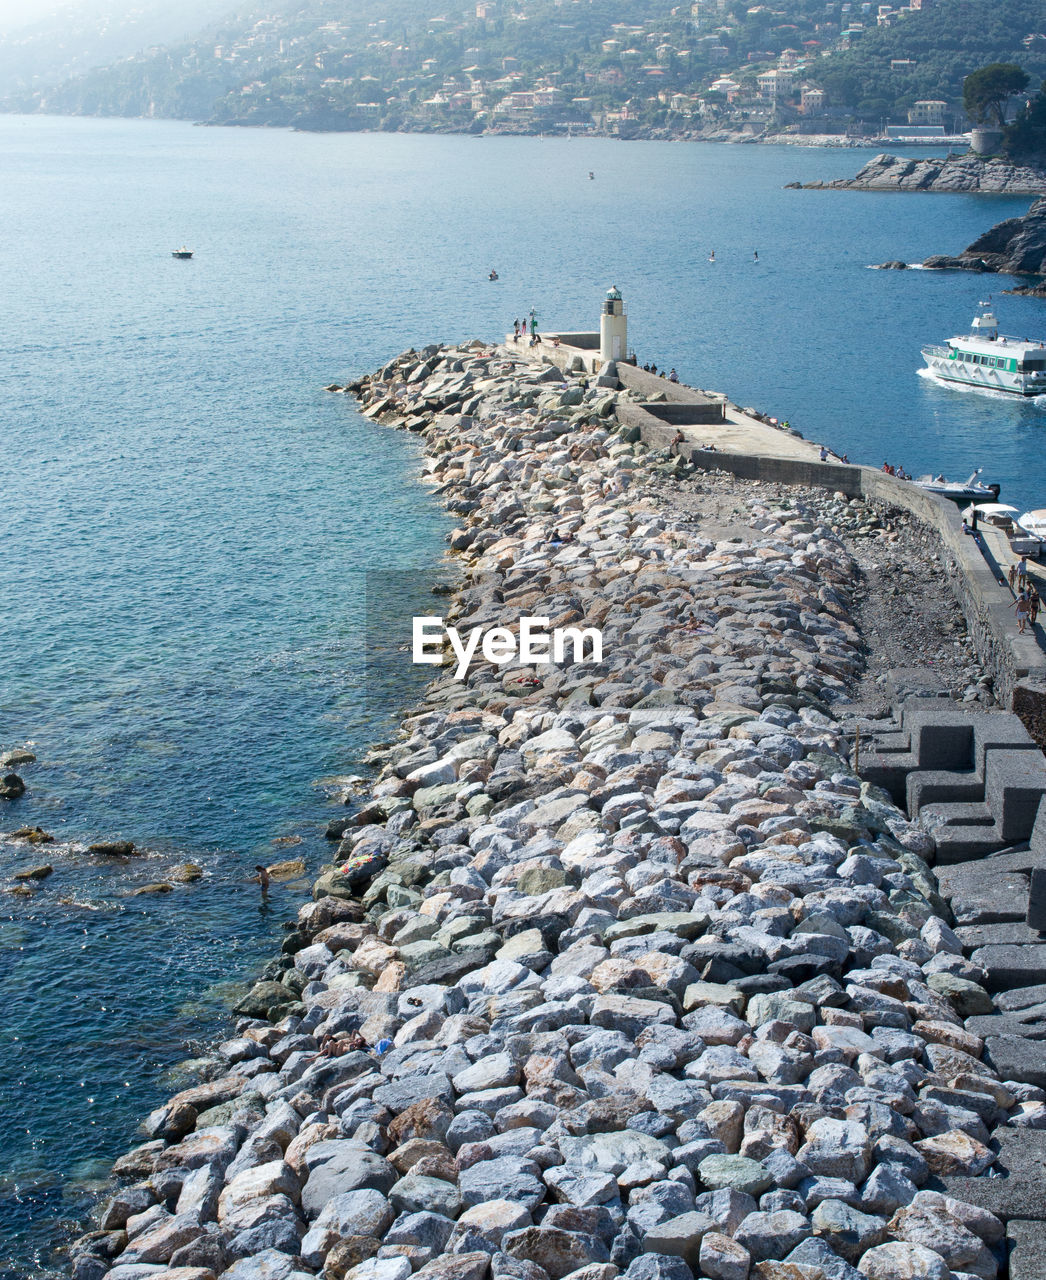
[301,1142,397,1218]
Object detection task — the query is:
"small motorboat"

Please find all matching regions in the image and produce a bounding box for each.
[172,247,193,259]
[911,468,1000,502]
[960,502,1019,529]
[1018,509,1046,539]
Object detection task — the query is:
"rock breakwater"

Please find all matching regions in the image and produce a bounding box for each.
[795,153,1046,194]
[74,346,1041,1280]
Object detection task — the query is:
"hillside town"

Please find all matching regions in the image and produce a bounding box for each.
[10,0,1044,139]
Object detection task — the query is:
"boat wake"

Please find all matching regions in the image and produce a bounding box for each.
[917,366,1046,406]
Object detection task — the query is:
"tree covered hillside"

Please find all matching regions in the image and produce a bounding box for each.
[815,0,1046,121]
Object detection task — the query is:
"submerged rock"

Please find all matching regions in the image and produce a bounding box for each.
[13,863,53,880]
[89,839,138,856]
[0,772,26,799]
[12,825,53,843]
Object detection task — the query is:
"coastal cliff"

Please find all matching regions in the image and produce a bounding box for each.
[797,153,1046,194]
[67,347,1043,1280]
[876,197,1046,285]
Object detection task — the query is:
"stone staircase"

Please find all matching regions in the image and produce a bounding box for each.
[856,671,1046,864]
[855,671,1046,1265]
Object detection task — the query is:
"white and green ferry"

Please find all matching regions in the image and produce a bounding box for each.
[922,305,1046,397]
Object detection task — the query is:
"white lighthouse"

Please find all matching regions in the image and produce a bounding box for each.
[599,285,627,363]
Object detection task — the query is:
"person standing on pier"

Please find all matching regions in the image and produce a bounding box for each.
[1014,590,1032,634]
[1018,556,1029,589]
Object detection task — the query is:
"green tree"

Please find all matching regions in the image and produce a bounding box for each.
[963,62,1029,126]
[1003,78,1046,157]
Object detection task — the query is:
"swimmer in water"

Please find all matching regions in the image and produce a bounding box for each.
[254,864,270,894]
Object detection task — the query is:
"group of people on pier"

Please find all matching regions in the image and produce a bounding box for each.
[511,315,540,346]
[1007,556,1041,634]
[640,363,679,382]
[881,461,912,480]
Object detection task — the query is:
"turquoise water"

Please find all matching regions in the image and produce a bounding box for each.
[0,115,1043,1274]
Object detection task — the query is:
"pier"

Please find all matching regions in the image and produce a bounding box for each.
[81,307,1046,1280]
[519,310,1046,741]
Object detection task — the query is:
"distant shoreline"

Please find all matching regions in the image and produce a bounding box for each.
[1,108,939,150]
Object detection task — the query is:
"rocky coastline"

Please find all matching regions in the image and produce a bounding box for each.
[70,345,1044,1280]
[875,197,1046,282]
[794,153,1046,195]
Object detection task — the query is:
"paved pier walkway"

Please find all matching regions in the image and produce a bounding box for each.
[509,334,1046,735]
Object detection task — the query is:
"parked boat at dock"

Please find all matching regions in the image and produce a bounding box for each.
[912,468,999,502]
[961,501,1042,554]
[960,502,1019,527]
[1018,509,1046,539]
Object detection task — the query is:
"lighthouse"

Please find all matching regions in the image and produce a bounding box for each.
[599,285,627,363]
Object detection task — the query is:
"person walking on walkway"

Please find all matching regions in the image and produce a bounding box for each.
[1018,556,1029,589]
[1008,563,1018,592]
[1014,590,1032,634]
[1030,585,1041,626]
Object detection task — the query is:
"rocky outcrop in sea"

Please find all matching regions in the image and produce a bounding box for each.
[875,197,1046,280]
[794,153,1046,194]
[71,346,1041,1280]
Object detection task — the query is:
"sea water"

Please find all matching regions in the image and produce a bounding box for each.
[0,115,1040,1274]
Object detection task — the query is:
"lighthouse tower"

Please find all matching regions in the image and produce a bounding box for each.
[600,285,627,363]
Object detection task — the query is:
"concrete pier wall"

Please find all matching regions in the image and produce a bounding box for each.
[634,426,1046,743]
[504,337,1046,741]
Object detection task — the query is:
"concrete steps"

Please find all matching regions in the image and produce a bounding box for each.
[856,674,1044,862]
[853,669,1046,1167]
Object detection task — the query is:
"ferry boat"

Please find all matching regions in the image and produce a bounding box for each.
[921,304,1046,397]
[171,247,193,259]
